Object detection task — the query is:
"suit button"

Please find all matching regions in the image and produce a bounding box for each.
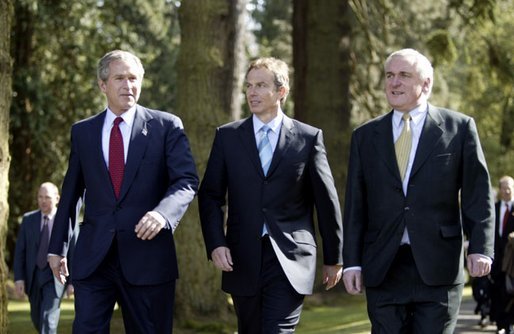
[404,207,410,211]
[262,208,267,212]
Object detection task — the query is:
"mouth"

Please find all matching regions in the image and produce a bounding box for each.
[391,91,404,96]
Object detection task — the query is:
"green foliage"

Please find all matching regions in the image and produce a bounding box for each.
[8,0,180,266]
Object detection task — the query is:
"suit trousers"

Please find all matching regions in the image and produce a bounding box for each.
[366,245,463,334]
[72,239,176,334]
[30,266,62,334]
[231,236,304,334]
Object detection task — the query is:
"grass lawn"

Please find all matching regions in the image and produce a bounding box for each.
[7,287,472,333]
[7,290,370,334]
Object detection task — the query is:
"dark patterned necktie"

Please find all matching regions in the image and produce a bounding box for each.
[109,117,125,199]
[36,215,49,269]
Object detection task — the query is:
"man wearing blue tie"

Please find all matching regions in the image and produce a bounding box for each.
[47,50,198,333]
[199,57,343,333]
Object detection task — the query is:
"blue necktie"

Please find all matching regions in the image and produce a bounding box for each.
[258,125,273,175]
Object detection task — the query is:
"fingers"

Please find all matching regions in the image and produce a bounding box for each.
[48,255,68,284]
[135,212,165,240]
[211,247,233,272]
[467,254,491,277]
[323,265,342,290]
[343,270,363,295]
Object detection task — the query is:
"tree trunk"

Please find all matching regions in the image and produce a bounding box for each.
[293,0,352,207]
[174,0,246,324]
[0,0,13,331]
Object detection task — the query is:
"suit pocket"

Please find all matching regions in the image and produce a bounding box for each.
[430,153,454,166]
[440,225,462,238]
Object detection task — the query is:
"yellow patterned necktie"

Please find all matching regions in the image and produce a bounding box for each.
[395,113,412,180]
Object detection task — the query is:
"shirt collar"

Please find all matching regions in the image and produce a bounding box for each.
[42,209,57,220]
[393,103,428,128]
[253,109,284,135]
[105,106,137,129]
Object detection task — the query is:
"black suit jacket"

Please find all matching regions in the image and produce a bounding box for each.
[199,115,343,295]
[343,105,495,287]
[48,105,198,285]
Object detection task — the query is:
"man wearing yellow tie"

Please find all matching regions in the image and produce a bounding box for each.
[342,48,495,333]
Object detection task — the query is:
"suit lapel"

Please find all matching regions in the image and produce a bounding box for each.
[119,105,151,200]
[267,115,295,176]
[91,111,112,193]
[373,112,401,180]
[410,105,444,178]
[238,117,265,177]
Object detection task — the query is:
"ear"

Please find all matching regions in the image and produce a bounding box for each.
[277,86,287,99]
[422,77,431,93]
[98,79,107,93]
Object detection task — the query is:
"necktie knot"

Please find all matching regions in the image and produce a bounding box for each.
[114,117,123,127]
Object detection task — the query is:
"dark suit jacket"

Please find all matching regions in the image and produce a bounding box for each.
[492,201,514,277]
[48,105,198,285]
[343,104,495,287]
[13,210,65,298]
[199,115,343,296]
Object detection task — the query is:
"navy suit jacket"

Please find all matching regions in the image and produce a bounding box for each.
[343,105,495,287]
[48,105,198,285]
[13,210,65,297]
[199,115,343,296]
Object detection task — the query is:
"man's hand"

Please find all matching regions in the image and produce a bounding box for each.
[135,211,165,240]
[343,269,363,295]
[322,264,342,290]
[211,246,233,272]
[49,255,68,284]
[14,280,25,299]
[467,253,492,277]
[65,284,75,298]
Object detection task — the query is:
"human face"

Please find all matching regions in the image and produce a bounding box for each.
[245,68,285,123]
[98,59,143,116]
[385,56,430,112]
[499,179,514,202]
[37,186,59,216]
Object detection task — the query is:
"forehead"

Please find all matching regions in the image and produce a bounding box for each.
[385,56,416,73]
[500,180,514,188]
[38,186,57,197]
[108,59,143,76]
[246,67,274,83]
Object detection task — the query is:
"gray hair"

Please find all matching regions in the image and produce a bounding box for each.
[97,50,145,82]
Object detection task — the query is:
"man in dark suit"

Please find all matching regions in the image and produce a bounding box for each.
[199,57,343,333]
[342,48,495,333]
[13,182,75,334]
[48,50,198,333]
[490,175,514,333]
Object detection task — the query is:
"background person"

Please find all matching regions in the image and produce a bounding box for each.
[490,175,514,333]
[13,182,75,334]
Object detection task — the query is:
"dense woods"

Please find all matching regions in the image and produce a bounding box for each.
[1,0,513,331]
